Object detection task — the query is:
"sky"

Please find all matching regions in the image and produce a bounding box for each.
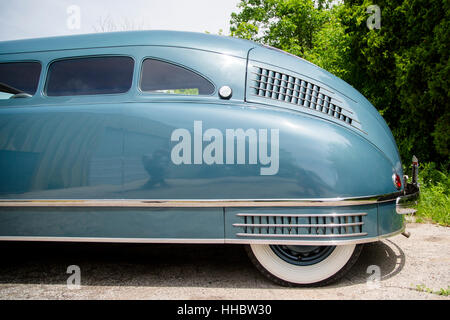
[0,0,242,41]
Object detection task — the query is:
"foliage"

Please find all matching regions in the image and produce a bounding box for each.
[414,163,450,226]
[415,284,450,296]
[230,0,333,55]
[302,4,351,79]
[418,162,449,189]
[338,0,450,165]
[229,0,450,166]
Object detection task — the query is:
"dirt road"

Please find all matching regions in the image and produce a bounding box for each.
[0,222,448,299]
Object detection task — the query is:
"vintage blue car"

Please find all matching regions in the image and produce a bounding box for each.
[0,31,419,286]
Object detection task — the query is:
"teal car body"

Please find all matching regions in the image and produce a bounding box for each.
[0,30,413,245]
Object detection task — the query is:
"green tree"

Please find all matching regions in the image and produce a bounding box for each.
[302,4,351,79]
[230,0,449,166]
[230,0,333,55]
[338,0,449,165]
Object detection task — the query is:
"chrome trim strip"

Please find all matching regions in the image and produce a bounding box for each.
[235,232,368,238]
[227,227,404,245]
[0,228,404,246]
[236,212,368,217]
[0,237,225,244]
[233,222,364,228]
[0,193,401,208]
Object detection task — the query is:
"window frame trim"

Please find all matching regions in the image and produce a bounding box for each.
[138,57,216,97]
[43,54,136,98]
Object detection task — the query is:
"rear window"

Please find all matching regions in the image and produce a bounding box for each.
[0,62,41,98]
[46,56,134,96]
[140,59,214,95]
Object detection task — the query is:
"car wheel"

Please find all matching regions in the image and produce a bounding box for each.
[245,243,363,287]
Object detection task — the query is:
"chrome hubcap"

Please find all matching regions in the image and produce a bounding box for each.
[270,245,336,266]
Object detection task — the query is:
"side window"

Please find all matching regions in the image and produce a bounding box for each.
[0,62,41,100]
[140,59,214,95]
[46,56,134,96]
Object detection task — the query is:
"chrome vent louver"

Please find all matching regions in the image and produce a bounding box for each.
[234,213,367,238]
[250,66,359,128]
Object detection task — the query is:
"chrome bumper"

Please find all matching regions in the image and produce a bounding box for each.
[396,183,420,214]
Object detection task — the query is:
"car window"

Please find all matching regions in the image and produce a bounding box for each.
[140,59,214,95]
[0,62,41,100]
[46,56,134,96]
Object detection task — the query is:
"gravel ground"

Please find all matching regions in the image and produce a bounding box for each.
[0,221,448,300]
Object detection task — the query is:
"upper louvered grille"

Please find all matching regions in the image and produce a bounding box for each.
[249,66,358,128]
[234,213,367,238]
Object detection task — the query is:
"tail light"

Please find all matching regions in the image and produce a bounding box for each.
[393,173,402,190]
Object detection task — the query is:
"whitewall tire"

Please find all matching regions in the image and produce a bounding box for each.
[246,244,363,286]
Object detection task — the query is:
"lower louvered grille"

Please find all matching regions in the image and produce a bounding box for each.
[234,213,367,238]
